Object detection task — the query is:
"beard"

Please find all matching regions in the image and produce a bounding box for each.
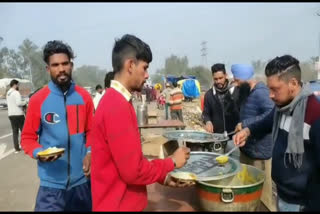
[238,82,251,106]
[214,82,227,89]
[51,72,72,92]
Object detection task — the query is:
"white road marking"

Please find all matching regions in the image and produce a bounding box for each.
[0,133,12,140]
[0,144,15,160]
[0,143,6,155]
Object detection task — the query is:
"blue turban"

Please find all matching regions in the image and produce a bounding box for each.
[231,64,254,81]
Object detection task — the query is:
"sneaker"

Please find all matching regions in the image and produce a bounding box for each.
[14,150,20,154]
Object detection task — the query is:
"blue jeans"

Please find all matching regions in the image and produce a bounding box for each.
[277,196,304,212]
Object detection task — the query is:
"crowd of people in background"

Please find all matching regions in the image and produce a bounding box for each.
[4,33,320,212]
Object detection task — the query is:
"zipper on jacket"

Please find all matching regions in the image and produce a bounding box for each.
[64,94,71,189]
[76,104,79,133]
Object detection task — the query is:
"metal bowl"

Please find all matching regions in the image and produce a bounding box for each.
[163,130,229,154]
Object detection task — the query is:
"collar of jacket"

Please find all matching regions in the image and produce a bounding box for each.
[48,80,75,96]
[110,80,132,102]
[212,85,235,96]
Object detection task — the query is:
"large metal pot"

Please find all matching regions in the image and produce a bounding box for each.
[196,164,265,211]
[163,130,229,154]
[136,103,148,126]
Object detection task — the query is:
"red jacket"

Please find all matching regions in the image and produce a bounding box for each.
[90,88,174,211]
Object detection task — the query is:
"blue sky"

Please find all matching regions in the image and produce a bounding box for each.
[0,2,319,74]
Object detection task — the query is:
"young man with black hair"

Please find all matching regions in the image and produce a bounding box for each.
[6,79,27,153]
[93,84,103,109]
[202,63,240,134]
[104,71,114,89]
[89,34,192,211]
[234,55,320,211]
[21,40,94,211]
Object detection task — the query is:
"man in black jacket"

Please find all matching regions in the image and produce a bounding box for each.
[202,63,240,134]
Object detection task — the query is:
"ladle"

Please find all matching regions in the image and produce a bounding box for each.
[215,144,239,164]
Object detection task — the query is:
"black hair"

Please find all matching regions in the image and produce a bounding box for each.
[95,84,103,91]
[104,71,115,88]
[211,63,226,74]
[10,79,19,87]
[265,55,301,82]
[112,34,152,73]
[43,40,75,65]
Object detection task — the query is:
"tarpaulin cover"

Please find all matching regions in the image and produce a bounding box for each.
[182,79,200,98]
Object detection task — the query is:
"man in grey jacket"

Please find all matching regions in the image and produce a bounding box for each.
[6,79,27,153]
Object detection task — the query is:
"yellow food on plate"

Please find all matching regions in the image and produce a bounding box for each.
[215,155,229,164]
[37,147,65,156]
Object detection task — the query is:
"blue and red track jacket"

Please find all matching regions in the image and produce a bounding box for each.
[21,80,94,190]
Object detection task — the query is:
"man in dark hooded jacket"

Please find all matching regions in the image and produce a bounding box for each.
[202,63,240,134]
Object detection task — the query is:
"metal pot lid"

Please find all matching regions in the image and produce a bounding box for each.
[172,151,241,181]
[163,130,229,143]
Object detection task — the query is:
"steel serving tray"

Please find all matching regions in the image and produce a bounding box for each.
[172,151,241,181]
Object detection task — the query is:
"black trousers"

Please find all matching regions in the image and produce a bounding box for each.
[8,115,25,151]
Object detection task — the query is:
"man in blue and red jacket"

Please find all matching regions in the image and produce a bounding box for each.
[234,55,320,211]
[21,40,94,211]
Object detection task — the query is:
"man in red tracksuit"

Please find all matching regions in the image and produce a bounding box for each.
[89,34,192,211]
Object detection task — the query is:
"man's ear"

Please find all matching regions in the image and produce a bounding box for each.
[70,61,74,69]
[124,58,135,74]
[288,77,300,95]
[46,65,50,74]
[288,77,299,88]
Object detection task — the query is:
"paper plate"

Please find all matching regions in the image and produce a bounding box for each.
[37,147,65,157]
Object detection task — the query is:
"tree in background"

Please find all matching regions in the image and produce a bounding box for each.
[18,39,46,89]
[150,70,163,86]
[300,57,318,82]
[151,55,212,90]
[1,37,319,92]
[251,59,266,75]
[188,66,211,89]
[73,65,107,87]
[163,55,189,76]
[0,38,107,90]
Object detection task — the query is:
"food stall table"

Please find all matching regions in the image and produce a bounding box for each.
[138,119,186,138]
